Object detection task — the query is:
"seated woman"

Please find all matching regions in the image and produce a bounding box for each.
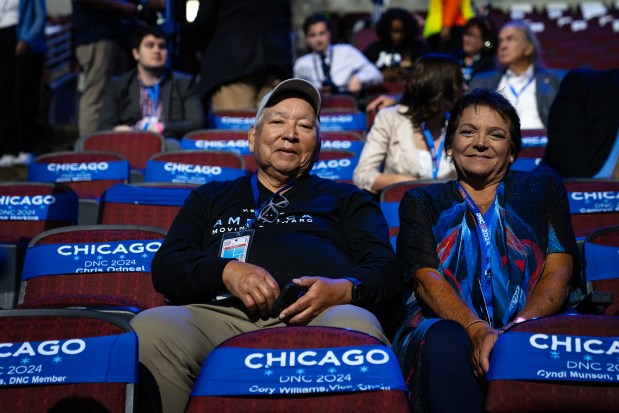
[459,16,497,84]
[363,8,430,83]
[354,54,465,194]
[393,89,581,412]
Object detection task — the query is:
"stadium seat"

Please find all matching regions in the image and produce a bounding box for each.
[485,314,619,413]
[379,180,443,249]
[322,94,359,110]
[312,149,358,183]
[27,151,130,224]
[75,130,165,177]
[144,150,246,184]
[208,110,256,130]
[28,151,130,199]
[320,109,367,135]
[17,224,167,314]
[352,26,378,52]
[185,326,411,413]
[0,308,138,412]
[0,182,79,244]
[511,129,547,172]
[321,131,365,156]
[582,225,619,315]
[99,183,195,230]
[180,129,256,173]
[563,179,619,240]
[0,182,78,309]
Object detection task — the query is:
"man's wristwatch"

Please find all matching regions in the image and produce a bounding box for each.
[345,277,365,305]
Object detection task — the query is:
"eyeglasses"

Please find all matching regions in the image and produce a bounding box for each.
[257,193,290,224]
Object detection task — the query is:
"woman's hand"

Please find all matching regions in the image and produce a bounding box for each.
[467,321,499,378]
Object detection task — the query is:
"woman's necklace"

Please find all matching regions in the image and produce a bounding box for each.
[476,193,496,211]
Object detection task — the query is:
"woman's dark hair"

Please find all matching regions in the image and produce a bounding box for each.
[400,53,463,128]
[464,16,497,56]
[444,89,522,158]
[375,8,420,43]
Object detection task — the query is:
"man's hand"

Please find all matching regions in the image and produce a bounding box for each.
[279,277,351,325]
[381,67,407,82]
[222,260,279,317]
[366,94,396,113]
[15,41,29,55]
[347,76,363,94]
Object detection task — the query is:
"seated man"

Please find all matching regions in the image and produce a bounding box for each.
[131,78,403,413]
[98,26,203,142]
[469,20,564,130]
[293,13,383,96]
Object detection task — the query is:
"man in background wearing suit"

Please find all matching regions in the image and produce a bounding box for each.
[98,26,203,142]
[469,20,564,130]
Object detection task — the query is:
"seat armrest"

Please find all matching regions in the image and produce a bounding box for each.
[574,291,614,314]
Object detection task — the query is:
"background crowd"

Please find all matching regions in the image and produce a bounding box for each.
[0,0,617,178]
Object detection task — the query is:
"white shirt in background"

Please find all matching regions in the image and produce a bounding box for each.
[498,64,545,130]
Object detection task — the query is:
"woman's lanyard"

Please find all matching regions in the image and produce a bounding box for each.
[420,113,449,179]
[247,173,295,229]
[507,74,534,103]
[457,182,497,326]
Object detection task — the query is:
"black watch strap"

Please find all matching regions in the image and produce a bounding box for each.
[345,277,365,305]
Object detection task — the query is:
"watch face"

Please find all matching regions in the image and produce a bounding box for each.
[351,282,365,304]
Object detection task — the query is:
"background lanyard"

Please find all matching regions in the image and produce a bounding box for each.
[248,173,295,229]
[146,82,160,116]
[420,113,449,178]
[457,182,496,326]
[508,75,534,103]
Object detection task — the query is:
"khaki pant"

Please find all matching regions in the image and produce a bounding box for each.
[210,73,281,111]
[131,303,387,413]
[76,40,127,136]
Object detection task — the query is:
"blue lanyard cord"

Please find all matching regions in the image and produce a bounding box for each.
[146,82,160,117]
[507,75,534,102]
[248,173,295,229]
[457,182,496,326]
[420,113,449,179]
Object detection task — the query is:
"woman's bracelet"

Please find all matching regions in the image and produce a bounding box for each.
[465,319,490,334]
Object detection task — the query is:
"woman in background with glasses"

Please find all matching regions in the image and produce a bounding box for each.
[459,16,497,84]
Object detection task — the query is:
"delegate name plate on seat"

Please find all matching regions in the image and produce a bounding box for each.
[21,239,163,279]
[144,160,246,184]
[568,191,619,214]
[192,345,407,396]
[0,332,137,386]
[320,113,366,132]
[28,160,129,183]
[487,331,619,383]
[0,192,77,221]
[180,138,252,154]
[311,158,357,181]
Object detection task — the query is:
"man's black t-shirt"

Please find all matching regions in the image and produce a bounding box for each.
[151,174,401,317]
